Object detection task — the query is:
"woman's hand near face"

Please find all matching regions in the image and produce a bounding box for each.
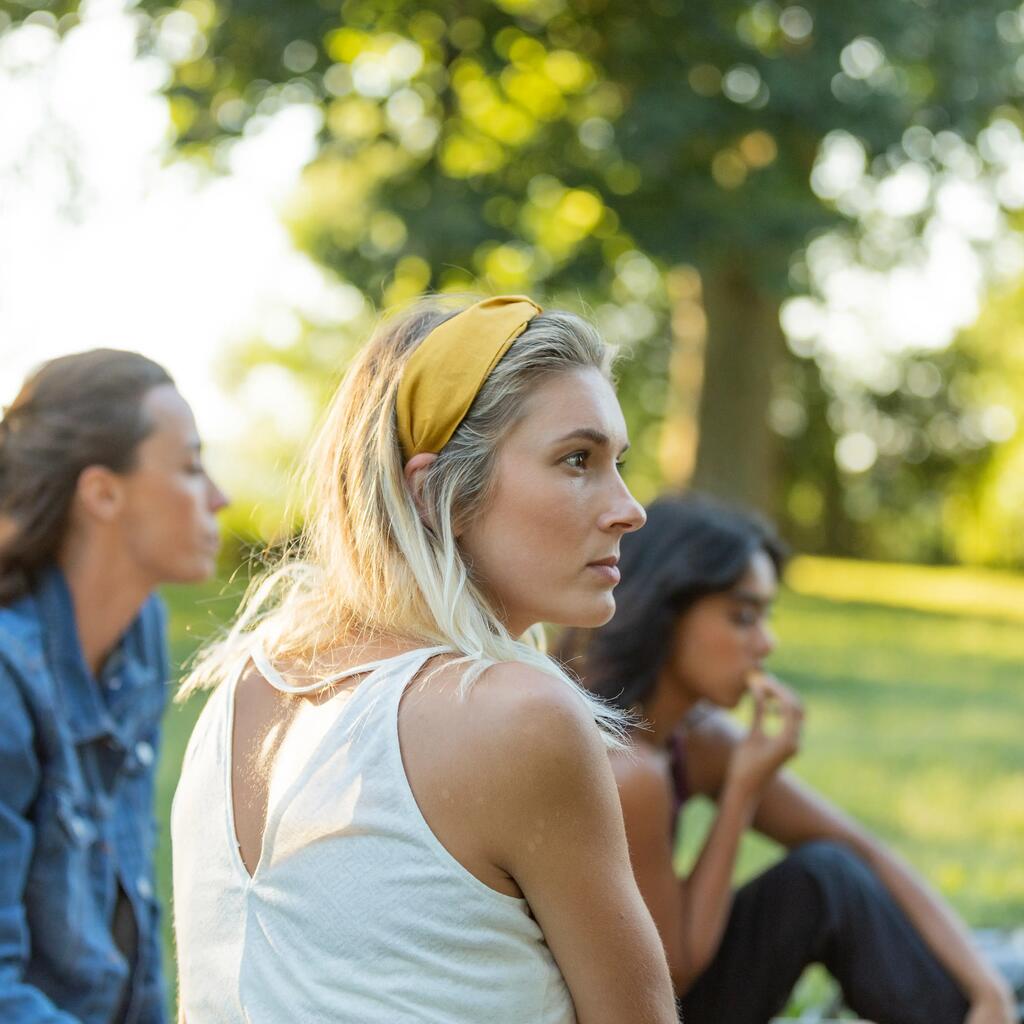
[725,674,804,797]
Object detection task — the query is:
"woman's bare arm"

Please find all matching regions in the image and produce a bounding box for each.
[609,682,803,994]
[474,665,678,1024]
[613,745,757,993]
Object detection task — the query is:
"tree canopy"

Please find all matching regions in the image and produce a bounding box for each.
[6,0,1023,561]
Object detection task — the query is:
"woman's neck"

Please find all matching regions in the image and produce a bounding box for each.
[638,668,697,747]
[58,535,153,677]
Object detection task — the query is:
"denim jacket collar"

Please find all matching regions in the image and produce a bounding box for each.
[33,564,156,749]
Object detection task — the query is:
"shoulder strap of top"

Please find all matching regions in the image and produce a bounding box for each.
[251,643,452,696]
[667,729,691,840]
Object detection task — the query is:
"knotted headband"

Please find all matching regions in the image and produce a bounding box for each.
[396,295,543,460]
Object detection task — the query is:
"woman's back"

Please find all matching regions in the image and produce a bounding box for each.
[172,295,678,1024]
[171,646,575,1024]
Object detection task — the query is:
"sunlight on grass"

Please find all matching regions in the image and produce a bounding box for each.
[788,555,1024,625]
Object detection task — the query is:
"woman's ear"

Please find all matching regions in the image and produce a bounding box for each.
[403,452,438,522]
[74,464,126,524]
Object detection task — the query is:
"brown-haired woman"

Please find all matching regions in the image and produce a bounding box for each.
[0,349,227,1023]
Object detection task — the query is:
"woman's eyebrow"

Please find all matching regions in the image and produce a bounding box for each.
[552,428,631,452]
[731,590,774,607]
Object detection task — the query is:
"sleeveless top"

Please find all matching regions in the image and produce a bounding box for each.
[668,730,692,838]
[171,646,576,1024]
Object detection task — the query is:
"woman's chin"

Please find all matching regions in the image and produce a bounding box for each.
[720,682,748,709]
[560,593,618,630]
[158,552,219,586]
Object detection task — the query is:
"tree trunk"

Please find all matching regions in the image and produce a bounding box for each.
[657,265,707,489]
[690,259,783,514]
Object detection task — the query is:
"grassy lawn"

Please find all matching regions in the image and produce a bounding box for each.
[155,558,1024,1010]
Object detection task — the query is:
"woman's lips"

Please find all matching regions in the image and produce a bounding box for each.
[586,562,620,584]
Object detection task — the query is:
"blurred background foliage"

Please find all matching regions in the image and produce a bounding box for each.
[4,0,1024,564]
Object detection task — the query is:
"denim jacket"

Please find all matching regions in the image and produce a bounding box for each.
[0,565,168,1023]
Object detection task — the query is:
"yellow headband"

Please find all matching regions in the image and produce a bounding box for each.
[396,295,542,460]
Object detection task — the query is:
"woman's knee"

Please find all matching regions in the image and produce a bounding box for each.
[790,839,859,870]
[784,840,880,901]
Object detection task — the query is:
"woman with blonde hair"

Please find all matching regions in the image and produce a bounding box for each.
[171,296,678,1023]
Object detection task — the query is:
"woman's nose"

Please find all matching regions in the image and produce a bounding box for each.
[756,622,776,658]
[602,480,646,534]
[208,476,229,512]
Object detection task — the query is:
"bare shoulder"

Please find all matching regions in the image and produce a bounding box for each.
[687,704,743,742]
[684,705,743,760]
[413,657,600,738]
[609,739,674,825]
[683,705,743,797]
[398,658,619,887]
[403,658,609,802]
[467,661,601,741]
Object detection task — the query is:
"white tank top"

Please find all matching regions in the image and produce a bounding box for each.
[171,646,576,1024]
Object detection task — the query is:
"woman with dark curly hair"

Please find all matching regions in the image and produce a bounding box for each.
[563,493,1015,1024]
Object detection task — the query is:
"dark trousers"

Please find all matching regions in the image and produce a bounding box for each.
[678,840,971,1024]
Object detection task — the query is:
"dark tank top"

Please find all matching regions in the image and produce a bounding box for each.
[668,731,691,839]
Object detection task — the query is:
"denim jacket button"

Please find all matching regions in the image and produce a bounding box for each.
[135,741,154,768]
[107,675,122,690]
[71,816,91,843]
[137,877,153,900]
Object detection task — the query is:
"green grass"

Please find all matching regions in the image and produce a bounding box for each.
[155,560,1024,1012]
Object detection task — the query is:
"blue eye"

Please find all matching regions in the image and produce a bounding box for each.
[565,451,588,469]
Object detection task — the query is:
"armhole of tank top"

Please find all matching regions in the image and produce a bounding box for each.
[390,651,528,908]
[222,658,259,886]
[219,648,427,886]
